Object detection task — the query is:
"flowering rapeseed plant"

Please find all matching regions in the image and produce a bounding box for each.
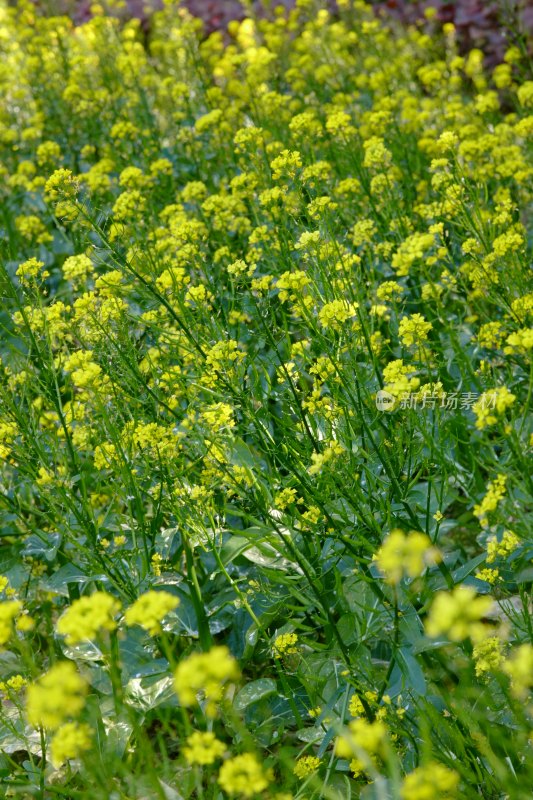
[0,0,531,797]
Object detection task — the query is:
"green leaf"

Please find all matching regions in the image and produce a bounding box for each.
[234,678,277,711]
[219,535,252,566]
[124,674,176,711]
[397,647,426,695]
[452,553,487,583]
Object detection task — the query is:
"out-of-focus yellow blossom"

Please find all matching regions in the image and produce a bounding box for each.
[15,214,53,244]
[392,232,435,277]
[326,110,355,136]
[124,590,179,635]
[382,359,420,401]
[0,601,23,646]
[16,614,35,632]
[336,718,388,777]
[375,530,441,584]
[62,254,94,287]
[183,731,226,765]
[363,136,391,169]
[400,763,459,799]
[218,753,271,797]
[517,81,533,108]
[26,662,88,730]
[174,645,240,716]
[56,592,121,644]
[504,328,533,355]
[503,644,533,697]
[426,587,492,643]
[307,441,343,475]
[50,722,92,768]
[0,422,19,460]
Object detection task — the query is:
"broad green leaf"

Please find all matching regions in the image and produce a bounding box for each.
[234,678,277,711]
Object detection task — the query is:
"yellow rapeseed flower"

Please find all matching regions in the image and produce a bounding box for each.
[183,731,226,765]
[425,587,492,643]
[294,755,321,778]
[400,762,459,799]
[502,644,533,697]
[336,718,388,777]
[56,592,121,645]
[218,753,271,797]
[375,530,441,584]
[0,600,22,646]
[124,590,179,635]
[174,645,240,717]
[26,662,88,730]
[50,722,92,768]
[398,314,433,348]
[472,387,516,430]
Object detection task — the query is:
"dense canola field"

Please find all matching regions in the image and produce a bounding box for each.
[0,1,532,797]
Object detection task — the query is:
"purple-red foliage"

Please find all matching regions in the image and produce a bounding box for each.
[32,0,533,65]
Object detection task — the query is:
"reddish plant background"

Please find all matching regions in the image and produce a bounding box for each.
[35,0,533,65]
[375,1,532,66]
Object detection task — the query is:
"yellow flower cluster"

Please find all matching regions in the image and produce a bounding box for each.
[217,753,271,798]
[174,645,240,716]
[375,529,441,584]
[26,662,88,730]
[472,387,516,430]
[473,474,507,526]
[293,755,321,778]
[0,0,531,795]
[0,600,22,646]
[382,360,420,401]
[57,591,121,644]
[62,254,94,287]
[50,721,92,768]
[502,644,533,698]
[426,587,492,643]
[16,257,49,287]
[472,636,503,677]
[183,731,226,765]
[273,632,298,658]
[398,314,433,348]
[336,718,388,777]
[486,530,520,563]
[400,762,459,799]
[124,590,179,635]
